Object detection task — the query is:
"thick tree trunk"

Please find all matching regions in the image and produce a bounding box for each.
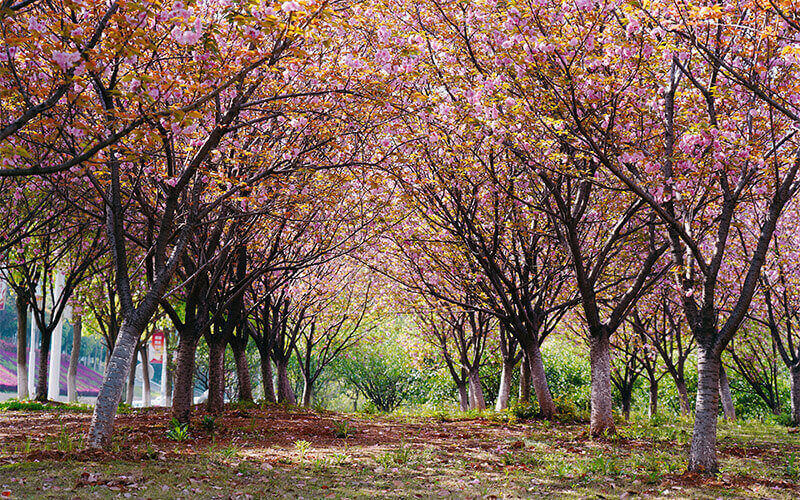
[589,333,615,436]
[68,315,82,403]
[206,341,226,414]
[232,342,253,403]
[275,360,296,405]
[467,369,486,411]
[301,376,312,408]
[688,347,721,473]
[526,342,557,418]
[165,343,173,407]
[676,377,692,416]
[718,364,736,421]
[171,335,199,423]
[86,320,146,448]
[259,350,276,403]
[140,346,151,407]
[648,378,658,418]
[15,297,28,400]
[621,388,632,421]
[457,382,469,411]
[790,366,800,426]
[495,360,515,411]
[34,330,52,402]
[518,353,531,403]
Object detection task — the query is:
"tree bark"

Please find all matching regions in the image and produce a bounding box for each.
[688,347,721,473]
[275,360,296,405]
[648,379,658,418]
[518,353,531,403]
[621,388,632,421]
[68,315,82,403]
[589,333,615,436]
[676,377,692,416]
[172,335,199,423]
[790,366,800,426]
[165,343,173,407]
[457,382,469,411]
[259,349,276,403]
[126,348,136,406]
[232,341,253,403]
[301,376,312,408]
[140,346,151,407]
[86,320,145,448]
[34,330,52,402]
[15,296,28,400]
[206,341,226,414]
[718,364,736,421]
[467,369,486,411]
[526,342,556,418]
[495,359,515,411]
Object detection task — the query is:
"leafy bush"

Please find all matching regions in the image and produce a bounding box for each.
[166,418,189,441]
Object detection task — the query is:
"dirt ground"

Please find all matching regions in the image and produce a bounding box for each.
[0,405,799,498]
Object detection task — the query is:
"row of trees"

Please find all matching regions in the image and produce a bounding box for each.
[2,0,800,475]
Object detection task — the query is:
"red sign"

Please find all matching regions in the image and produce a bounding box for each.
[150,330,165,363]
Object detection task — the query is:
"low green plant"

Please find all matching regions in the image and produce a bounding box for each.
[786,452,800,479]
[333,420,353,438]
[0,400,46,411]
[201,415,218,434]
[508,400,538,420]
[218,444,240,459]
[166,418,190,442]
[294,439,312,459]
[376,440,413,467]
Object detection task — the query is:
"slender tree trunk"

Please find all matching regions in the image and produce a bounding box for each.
[526,342,556,418]
[126,349,136,406]
[518,353,531,403]
[206,341,226,414]
[165,344,173,407]
[259,350,276,403]
[15,296,28,400]
[457,382,469,411]
[495,359,515,411]
[589,333,615,436]
[87,319,147,448]
[648,378,658,418]
[68,315,82,403]
[140,346,151,407]
[275,360,296,405]
[621,388,632,421]
[718,364,736,421]
[688,346,721,473]
[467,369,486,411]
[171,335,199,423]
[301,375,312,408]
[34,330,53,402]
[232,342,253,403]
[676,377,692,416]
[790,365,800,426]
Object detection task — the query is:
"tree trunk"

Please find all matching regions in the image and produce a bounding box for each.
[790,365,800,426]
[589,333,615,436]
[165,343,173,407]
[676,377,691,416]
[171,335,199,423]
[526,342,556,418]
[15,296,28,400]
[126,348,136,406]
[457,382,469,411]
[275,360,296,405]
[86,319,146,448]
[259,350,276,403]
[495,359,514,411]
[140,346,151,407]
[232,342,253,403]
[34,330,52,402]
[301,375,312,408]
[621,388,632,421]
[718,364,736,421]
[467,369,486,411]
[688,347,721,473]
[648,378,658,418]
[206,341,226,414]
[518,353,531,403]
[68,315,82,403]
